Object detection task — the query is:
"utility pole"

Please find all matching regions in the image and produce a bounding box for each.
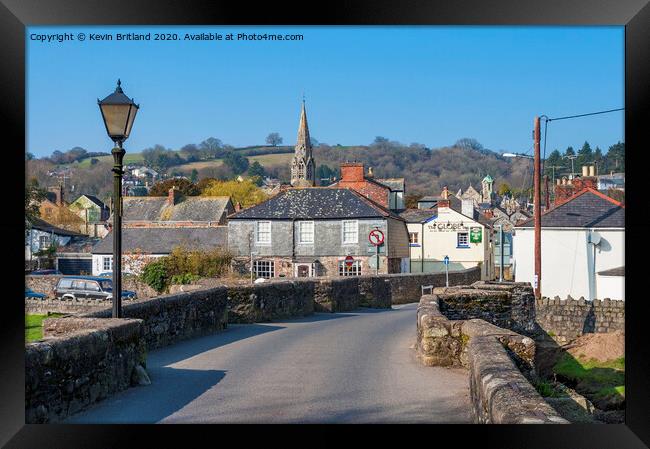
[533,116,542,300]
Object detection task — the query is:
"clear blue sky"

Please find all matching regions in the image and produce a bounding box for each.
[27,26,624,158]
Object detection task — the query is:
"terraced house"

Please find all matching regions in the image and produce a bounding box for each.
[91,187,233,275]
[228,188,410,278]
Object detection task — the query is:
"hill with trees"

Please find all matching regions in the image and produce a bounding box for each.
[26,137,624,205]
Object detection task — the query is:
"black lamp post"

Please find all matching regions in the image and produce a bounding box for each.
[98,79,139,318]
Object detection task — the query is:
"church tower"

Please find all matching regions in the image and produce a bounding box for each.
[290,100,316,187]
[481,174,494,203]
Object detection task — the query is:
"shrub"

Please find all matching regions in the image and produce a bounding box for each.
[170,273,200,285]
[140,246,232,293]
[140,258,169,293]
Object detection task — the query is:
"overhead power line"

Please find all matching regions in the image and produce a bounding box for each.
[539,107,624,173]
[546,107,624,122]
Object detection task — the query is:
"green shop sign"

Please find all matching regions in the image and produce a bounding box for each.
[470,227,482,243]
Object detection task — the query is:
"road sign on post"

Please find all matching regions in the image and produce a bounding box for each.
[345,255,354,267]
[369,229,385,275]
[443,255,449,287]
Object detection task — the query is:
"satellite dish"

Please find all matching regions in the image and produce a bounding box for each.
[589,231,601,245]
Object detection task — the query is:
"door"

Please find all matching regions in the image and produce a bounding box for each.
[297,264,310,277]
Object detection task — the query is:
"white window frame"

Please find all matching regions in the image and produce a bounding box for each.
[298,221,314,244]
[38,235,51,250]
[338,259,362,276]
[253,260,275,279]
[409,232,419,244]
[256,221,272,245]
[457,232,470,248]
[102,256,113,271]
[342,220,359,244]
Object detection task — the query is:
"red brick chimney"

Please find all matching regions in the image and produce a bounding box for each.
[340,163,365,182]
[167,187,181,205]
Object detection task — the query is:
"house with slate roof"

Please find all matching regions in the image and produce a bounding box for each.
[400,187,494,279]
[513,188,625,300]
[228,188,410,278]
[91,188,233,275]
[25,217,89,271]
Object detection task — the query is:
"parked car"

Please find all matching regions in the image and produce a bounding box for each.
[25,288,46,299]
[54,276,137,301]
[30,269,62,275]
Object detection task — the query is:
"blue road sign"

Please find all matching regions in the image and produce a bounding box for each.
[443,256,449,265]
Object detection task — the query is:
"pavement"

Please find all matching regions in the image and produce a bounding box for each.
[66,303,472,424]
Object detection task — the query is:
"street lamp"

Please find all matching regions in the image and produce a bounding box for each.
[98,79,139,318]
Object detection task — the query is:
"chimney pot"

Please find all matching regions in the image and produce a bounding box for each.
[582,166,589,177]
[588,165,595,177]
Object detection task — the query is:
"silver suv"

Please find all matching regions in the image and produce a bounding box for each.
[54,276,137,301]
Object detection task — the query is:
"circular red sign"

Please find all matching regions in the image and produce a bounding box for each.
[368,229,385,246]
[345,255,354,267]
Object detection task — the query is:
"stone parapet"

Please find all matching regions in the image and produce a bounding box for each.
[415,292,566,424]
[82,287,229,350]
[25,317,147,423]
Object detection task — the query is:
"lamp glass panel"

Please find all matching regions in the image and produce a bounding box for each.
[124,105,138,139]
[100,104,131,139]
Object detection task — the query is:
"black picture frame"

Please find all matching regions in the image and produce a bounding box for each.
[3,0,648,447]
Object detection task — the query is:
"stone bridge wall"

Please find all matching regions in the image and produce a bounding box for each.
[434,281,537,336]
[535,297,625,343]
[82,287,229,350]
[416,293,567,424]
[383,267,481,304]
[25,317,147,424]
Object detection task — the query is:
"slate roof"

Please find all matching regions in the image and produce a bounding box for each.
[81,195,106,208]
[517,188,625,228]
[399,208,438,223]
[597,266,624,277]
[229,188,402,220]
[29,217,85,237]
[92,227,228,254]
[376,178,405,191]
[121,196,232,222]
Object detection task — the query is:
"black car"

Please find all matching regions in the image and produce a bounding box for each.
[54,276,137,301]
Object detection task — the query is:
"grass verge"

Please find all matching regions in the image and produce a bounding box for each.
[25,313,65,343]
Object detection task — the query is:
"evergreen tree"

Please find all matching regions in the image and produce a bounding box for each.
[247,161,265,186]
[577,141,593,167]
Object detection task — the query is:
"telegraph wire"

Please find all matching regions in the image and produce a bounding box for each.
[546,107,624,122]
[539,107,623,175]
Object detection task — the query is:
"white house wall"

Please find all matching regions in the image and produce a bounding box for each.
[596,275,625,301]
[512,228,624,300]
[407,207,492,278]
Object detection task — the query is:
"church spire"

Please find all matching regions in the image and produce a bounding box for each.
[295,99,311,154]
[290,98,315,187]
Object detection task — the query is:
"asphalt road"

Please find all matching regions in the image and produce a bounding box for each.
[66,303,472,424]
